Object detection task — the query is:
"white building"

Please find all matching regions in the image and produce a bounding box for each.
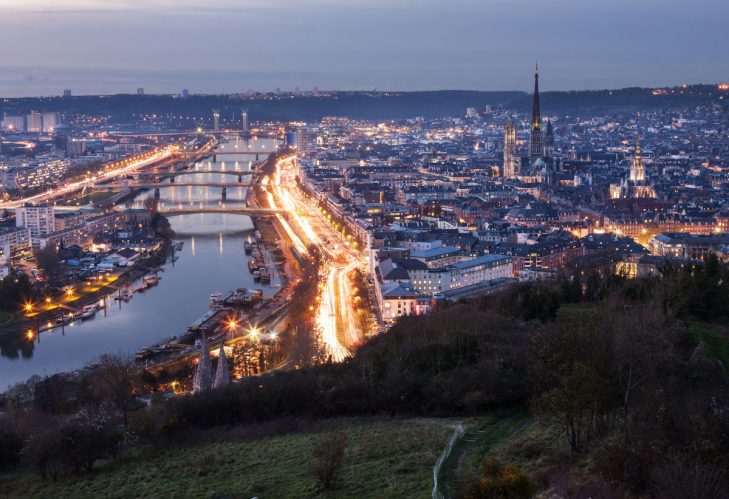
[408,254,513,294]
[42,112,58,132]
[16,205,55,246]
[0,226,31,264]
[26,111,43,133]
[2,114,25,132]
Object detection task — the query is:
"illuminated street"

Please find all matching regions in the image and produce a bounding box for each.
[267,155,366,361]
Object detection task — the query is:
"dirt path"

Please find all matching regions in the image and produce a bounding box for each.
[440,412,533,498]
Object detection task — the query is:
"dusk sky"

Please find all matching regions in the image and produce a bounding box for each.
[0,0,727,97]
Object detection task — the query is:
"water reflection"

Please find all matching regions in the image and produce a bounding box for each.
[0,137,278,389]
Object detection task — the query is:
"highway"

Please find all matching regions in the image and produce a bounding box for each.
[266,156,365,362]
[0,148,175,210]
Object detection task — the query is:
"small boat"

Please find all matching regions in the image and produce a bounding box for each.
[247,258,258,272]
[244,241,253,255]
[210,292,223,307]
[80,308,96,320]
[254,230,262,241]
[260,267,270,284]
[144,275,161,286]
[253,270,261,282]
[115,289,133,301]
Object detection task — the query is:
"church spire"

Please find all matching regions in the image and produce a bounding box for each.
[531,63,541,131]
[529,64,544,159]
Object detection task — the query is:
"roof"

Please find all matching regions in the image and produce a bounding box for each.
[449,254,511,270]
[411,246,460,259]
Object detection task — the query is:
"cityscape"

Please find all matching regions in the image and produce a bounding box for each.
[1,1,729,498]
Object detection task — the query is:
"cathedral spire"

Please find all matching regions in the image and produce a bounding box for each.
[630,136,645,182]
[529,64,544,159]
[531,64,541,131]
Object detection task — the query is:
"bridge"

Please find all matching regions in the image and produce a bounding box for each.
[145,169,252,179]
[174,150,271,162]
[158,207,286,217]
[93,181,252,190]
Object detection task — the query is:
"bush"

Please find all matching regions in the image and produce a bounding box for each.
[0,427,23,470]
[311,431,347,490]
[21,427,65,481]
[464,458,535,499]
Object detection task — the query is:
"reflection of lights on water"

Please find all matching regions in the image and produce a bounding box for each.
[191,236,196,256]
[219,232,223,255]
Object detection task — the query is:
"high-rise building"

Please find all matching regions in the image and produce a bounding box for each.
[466,107,479,119]
[295,126,315,155]
[63,89,72,97]
[241,108,249,133]
[41,112,58,132]
[180,89,189,99]
[15,205,55,245]
[137,87,145,95]
[529,65,544,160]
[213,110,220,132]
[26,111,43,133]
[503,121,519,178]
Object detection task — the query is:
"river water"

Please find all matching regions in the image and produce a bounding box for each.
[0,137,278,390]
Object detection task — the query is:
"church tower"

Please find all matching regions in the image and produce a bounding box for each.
[529,64,544,160]
[503,121,519,178]
[544,119,555,156]
[629,138,645,182]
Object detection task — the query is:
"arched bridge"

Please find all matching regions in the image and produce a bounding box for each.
[157,207,286,217]
[175,150,272,162]
[147,169,252,179]
[93,181,252,190]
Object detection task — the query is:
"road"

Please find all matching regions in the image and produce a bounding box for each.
[266,155,365,361]
[0,148,175,210]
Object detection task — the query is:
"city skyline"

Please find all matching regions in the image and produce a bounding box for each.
[0,0,727,97]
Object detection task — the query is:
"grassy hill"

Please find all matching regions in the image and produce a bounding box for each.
[0,417,462,499]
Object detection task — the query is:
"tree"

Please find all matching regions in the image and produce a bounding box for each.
[21,426,65,480]
[90,353,139,426]
[311,432,347,490]
[464,458,535,499]
[35,245,61,280]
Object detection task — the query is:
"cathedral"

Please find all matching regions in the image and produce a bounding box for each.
[609,139,656,199]
[502,65,560,184]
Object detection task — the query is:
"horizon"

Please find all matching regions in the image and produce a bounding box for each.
[1,0,727,97]
[0,75,724,99]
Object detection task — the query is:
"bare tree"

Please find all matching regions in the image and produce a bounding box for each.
[311,431,347,490]
[90,353,139,426]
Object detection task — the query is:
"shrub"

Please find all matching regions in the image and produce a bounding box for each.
[311,431,347,490]
[464,458,535,499]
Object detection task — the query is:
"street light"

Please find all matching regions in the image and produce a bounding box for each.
[248,326,260,342]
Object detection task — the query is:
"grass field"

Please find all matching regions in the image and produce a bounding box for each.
[62,190,119,207]
[691,323,729,367]
[0,417,461,499]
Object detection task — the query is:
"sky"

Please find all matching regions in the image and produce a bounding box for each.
[0,0,727,97]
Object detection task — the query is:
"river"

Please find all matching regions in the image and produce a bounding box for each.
[0,136,279,390]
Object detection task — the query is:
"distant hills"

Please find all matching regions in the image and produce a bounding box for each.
[0,84,725,122]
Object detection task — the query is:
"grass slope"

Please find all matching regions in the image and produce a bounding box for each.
[1,417,460,499]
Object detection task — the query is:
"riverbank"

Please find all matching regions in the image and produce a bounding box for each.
[0,237,173,339]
